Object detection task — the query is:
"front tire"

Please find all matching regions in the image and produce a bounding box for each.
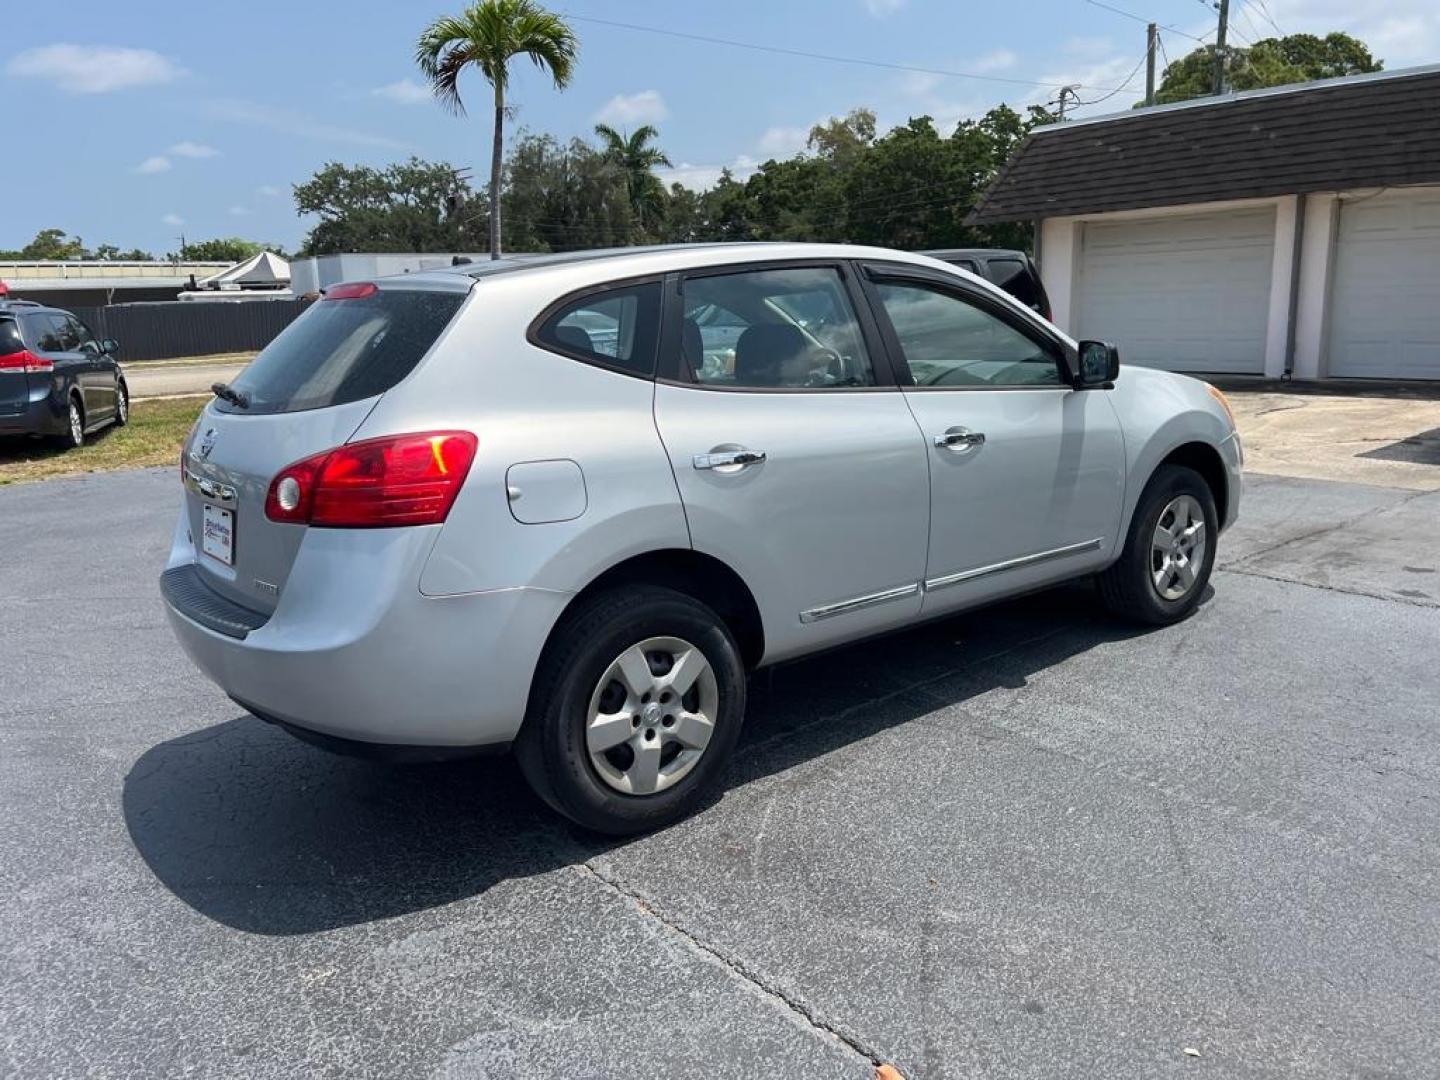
[1098,464,1217,625]
[113,381,129,427]
[516,586,746,835]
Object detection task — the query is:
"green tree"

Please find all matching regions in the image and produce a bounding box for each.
[1151,31,1380,105]
[593,124,672,237]
[180,238,283,262]
[416,0,578,260]
[294,158,477,254]
[18,228,86,260]
[502,131,633,251]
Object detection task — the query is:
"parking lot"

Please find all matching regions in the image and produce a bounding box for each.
[2,465,1437,1079]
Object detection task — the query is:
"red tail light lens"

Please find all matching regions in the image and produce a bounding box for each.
[323,281,379,301]
[265,431,477,528]
[0,349,54,374]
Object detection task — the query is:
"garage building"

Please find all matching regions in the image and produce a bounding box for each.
[968,65,1440,381]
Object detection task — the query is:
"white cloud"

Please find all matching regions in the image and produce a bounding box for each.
[595,90,668,127]
[372,78,431,105]
[970,49,1018,74]
[756,125,811,159]
[170,140,219,159]
[134,155,172,174]
[205,98,407,150]
[657,156,760,192]
[6,44,184,94]
[162,214,184,227]
[256,184,283,197]
[229,205,250,217]
[864,0,906,17]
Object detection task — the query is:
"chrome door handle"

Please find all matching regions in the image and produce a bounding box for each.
[693,449,767,471]
[933,427,986,451]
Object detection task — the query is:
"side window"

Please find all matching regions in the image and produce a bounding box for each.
[680,267,876,389]
[20,313,65,353]
[987,258,1039,309]
[950,259,980,274]
[875,282,1061,388]
[65,316,98,353]
[535,281,661,378]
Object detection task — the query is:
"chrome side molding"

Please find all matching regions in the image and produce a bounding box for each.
[800,582,920,623]
[924,537,1104,593]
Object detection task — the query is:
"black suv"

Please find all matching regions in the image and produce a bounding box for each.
[921,248,1052,321]
[0,300,128,449]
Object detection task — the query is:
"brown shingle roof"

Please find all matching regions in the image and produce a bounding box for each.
[968,67,1440,224]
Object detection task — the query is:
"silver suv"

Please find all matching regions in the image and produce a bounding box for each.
[161,244,1242,834]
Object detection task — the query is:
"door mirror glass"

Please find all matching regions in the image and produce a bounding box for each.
[1074,340,1119,387]
[100,338,120,355]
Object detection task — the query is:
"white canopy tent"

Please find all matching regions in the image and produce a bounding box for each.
[193,251,290,291]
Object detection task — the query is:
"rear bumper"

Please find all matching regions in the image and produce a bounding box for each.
[160,509,573,748]
[0,391,65,436]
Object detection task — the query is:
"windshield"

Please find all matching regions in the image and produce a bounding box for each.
[215,288,467,415]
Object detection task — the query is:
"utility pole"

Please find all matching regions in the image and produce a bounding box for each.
[1145,23,1158,106]
[1212,0,1231,96]
[1056,85,1079,121]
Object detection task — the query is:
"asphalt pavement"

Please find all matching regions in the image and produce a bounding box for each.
[1,469,1437,1078]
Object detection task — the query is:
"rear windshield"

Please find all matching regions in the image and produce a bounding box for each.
[215,288,467,415]
[0,318,22,355]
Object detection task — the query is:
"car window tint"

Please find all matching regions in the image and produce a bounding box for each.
[0,319,23,355]
[65,316,97,352]
[681,267,875,389]
[535,281,661,377]
[950,259,980,274]
[876,282,1060,388]
[217,288,466,415]
[20,313,65,352]
[987,258,1038,308]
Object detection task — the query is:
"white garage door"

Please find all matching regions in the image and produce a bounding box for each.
[1329,187,1440,380]
[1075,208,1276,374]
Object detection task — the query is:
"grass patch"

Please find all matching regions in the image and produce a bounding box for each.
[0,396,205,486]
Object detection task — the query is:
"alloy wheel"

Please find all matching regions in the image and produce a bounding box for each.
[585,636,719,796]
[69,402,83,446]
[116,385,128,424]
[1150,494,1207,601]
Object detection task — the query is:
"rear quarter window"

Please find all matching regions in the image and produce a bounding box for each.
[532,280,661,378]
[216,288,467,415]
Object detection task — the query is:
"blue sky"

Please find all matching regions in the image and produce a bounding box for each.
[4,0,1433,255]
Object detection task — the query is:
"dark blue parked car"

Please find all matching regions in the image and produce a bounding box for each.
[0,300,128,449]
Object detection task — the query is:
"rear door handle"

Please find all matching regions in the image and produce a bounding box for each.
[693,449,767,471]
[933,427,985,451]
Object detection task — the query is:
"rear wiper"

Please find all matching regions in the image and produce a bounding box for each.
[211,382,250,409]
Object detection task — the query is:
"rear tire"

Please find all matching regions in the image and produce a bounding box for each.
[55,396,84,450]
[515,585,746,835]
[1098,464,1217,625]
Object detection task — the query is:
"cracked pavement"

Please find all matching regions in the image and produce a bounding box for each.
[1,467,1437,1078]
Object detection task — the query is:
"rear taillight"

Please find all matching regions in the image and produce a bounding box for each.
[265,430,477,528]
[0,349,53,374]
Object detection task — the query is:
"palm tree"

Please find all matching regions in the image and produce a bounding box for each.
[417,0,578,259]
[594,124,672,236]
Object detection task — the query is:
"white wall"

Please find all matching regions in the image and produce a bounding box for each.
[1291,194,1340,380]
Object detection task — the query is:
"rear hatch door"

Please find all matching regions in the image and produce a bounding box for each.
[181,278,472,614]
[0,317,31,416]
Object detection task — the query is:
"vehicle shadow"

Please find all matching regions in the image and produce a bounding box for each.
[123,581,1169,935]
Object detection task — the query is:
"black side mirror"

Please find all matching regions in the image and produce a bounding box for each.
[1069,340,1119,388]
[100,338,120,355]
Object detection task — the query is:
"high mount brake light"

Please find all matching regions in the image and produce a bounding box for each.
[0,349,53,374]
[265,431,478,528]
[324,282,379,301]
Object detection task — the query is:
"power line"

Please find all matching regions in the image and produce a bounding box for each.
[563,11,1135,93]
[1251,0,1284,36]
[1081,0,1210,43]
[1071,49,1150,106]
